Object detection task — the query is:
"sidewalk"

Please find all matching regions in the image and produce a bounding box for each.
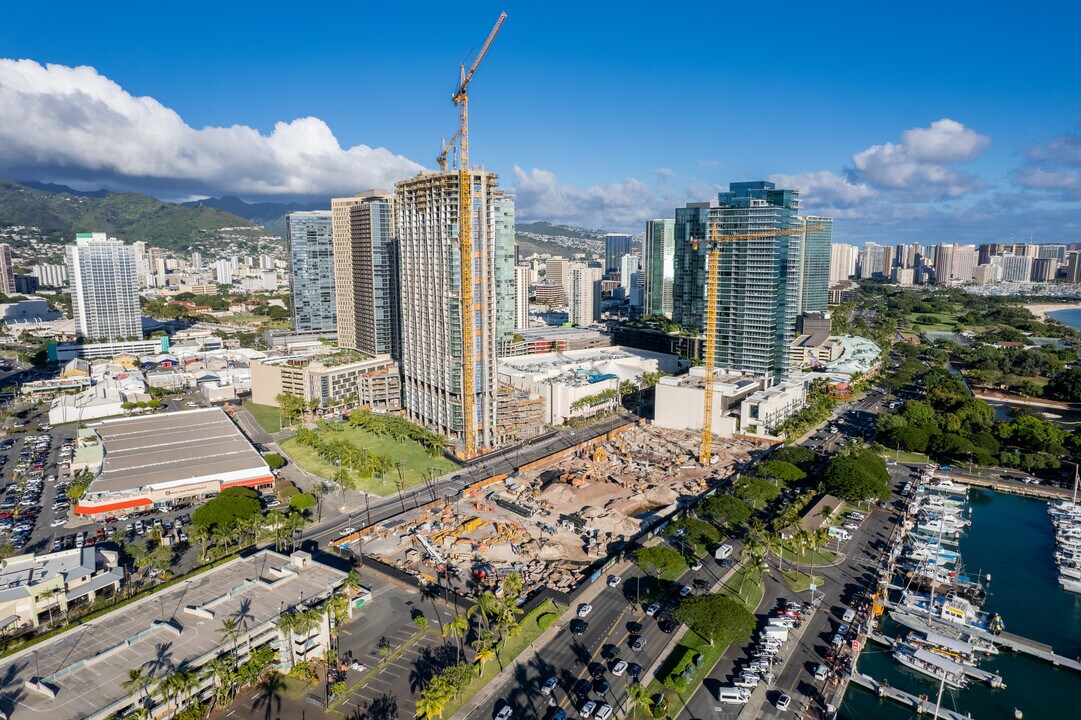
[449,559,634,720]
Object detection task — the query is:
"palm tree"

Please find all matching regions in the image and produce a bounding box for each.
[121,667,152,701]
[191,524,211,562]
[442,613,468,663]
[205,656,236,706]
[171,667,199,706]
[275,614,297,668]
[628,682,653,719]
[218,616,241,667]
[416,678,451,719]
[473,645,496,675]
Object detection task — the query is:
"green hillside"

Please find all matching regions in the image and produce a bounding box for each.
[0,180,272,252]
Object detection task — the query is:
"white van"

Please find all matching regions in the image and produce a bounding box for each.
[715,686,751,704]
[714,543,734,560]
[762,626,789,642]
[841,607,857,623]
[827,527,851,542]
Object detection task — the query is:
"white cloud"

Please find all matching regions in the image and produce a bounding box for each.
[768,171,876,208]
[852,118,989,197]
[512,166,676,229]
[1016,127,1081,200]
[0,59,422,198]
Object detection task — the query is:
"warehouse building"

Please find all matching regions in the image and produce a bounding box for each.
[74,408,273,517]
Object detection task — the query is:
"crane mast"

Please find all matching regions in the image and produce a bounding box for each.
[446,12,506,458]
[699,221,825,464]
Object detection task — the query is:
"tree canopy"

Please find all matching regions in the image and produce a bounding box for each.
[671,594,756,647]
[823,446,890,502]
[698,494,752,530]
[1046,367,1081,403]
[771,445,816,470]
[192,487,263,532]
[756,460,806,484]
[734,476,780,508]
[634,546,686,578]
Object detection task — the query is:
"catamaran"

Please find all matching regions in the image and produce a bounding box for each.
[906,630,980,666]
[893,641,969,689]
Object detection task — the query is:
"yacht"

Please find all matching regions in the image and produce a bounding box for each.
[893,641,969,689]
[1060,576,1081,594]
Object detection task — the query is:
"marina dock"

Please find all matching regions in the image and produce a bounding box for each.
[847,672,974,719]
[866,631,1005,687]
[886,603,1081,673]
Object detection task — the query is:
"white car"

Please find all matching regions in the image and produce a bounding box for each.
[610,660,628,676]
[577,603,593,618]
[690,561,703,571]
[50,518,66,527]
[594,704,613,720]
[645,602,660,616]
[541,677,558,695]
[578,701,596,718]
[495,707,513,720]
[678,585,692,597]
[339,526,357,536]
[607,575,621,587]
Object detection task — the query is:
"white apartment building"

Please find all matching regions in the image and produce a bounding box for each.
[65,233,141,341]
[514,266,531,329]
[829,243,858,283]
[568,264,603,326]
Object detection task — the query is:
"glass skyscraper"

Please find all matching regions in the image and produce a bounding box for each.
[604,233,633,274]
[494,193,517,344]
[287,211,337,333]
[673,181,802,384]
[798,216,832,313]
[643,219,675,318]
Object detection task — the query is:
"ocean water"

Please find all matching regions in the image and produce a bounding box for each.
[1047,308,1081,332]
[840,490,1081,720]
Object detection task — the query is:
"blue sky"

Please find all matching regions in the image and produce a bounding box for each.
[0,1,1079,244]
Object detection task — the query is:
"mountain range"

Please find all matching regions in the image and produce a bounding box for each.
[0,180,610,257]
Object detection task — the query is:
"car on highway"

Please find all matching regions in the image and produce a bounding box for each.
[627,662,642,679]
[592,679,610,695]
[339,526,357,536]
[813,664,828,681]
[631,635,647,651]
[776,692,791,711]
[594,704,613,720]
[550,711,567,720]
[577,603,593,618]
[570,619,588,636]
[578,700,596,718]
[645,602,660,616]
[541,677,558,696]
[690,560,702,571]
[678,584,692,597]
[658,616,679,634]
[610,660,628,676]
[606,575,621,587]
[496,705,513,720]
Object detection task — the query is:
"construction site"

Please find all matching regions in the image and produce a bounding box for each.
[346,423,760,596]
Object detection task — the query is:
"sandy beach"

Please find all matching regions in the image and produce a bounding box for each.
[1024,302,1081,321]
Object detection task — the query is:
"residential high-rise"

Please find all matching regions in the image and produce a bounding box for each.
[32,263,67,287]
[396,170,507,454]
[991,253,1033,283]
[1067,252,1081,283]
[545,257,571,290]
[215,259,234,285]
[567,265,603,326]
[673,181,802,383]
[493,193,517,345]
[0,244,15,295]
[287,211,337,333]
[857,243,887,278]
[643,219,675,318]
[619,253,640,289]
[65,233,141,341]
[514,266,531,329]
[829,243,858,283]
[331,191,400,357]
[798,216,832,313]
[604,233,633,274]
[1032,258,1057,282]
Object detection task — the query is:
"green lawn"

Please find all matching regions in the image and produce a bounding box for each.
[719,564,764,613]
[280,425,458,496]
[439,600,563,720]
[278,674,315,701]
[640,628,722,719]
[778,547,839,568]
[779,568,822,593]
[882,449,930,464]
[243,401,284,434]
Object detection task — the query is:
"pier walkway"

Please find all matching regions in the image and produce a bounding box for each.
[886,604,1081,673]
[848,673,974,719]
[866,631,1005,687]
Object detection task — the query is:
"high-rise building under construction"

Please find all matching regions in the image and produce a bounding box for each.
[396,170,512,454]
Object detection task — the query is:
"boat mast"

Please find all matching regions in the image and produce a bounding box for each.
[1073,462,1078,505]
[932,672,946,719]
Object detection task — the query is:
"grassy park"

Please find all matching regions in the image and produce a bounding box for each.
[280,425,458,496]
[243,401,284,434]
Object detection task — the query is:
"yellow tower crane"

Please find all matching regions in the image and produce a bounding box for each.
[698,221,825,465]
[437,12,507,458]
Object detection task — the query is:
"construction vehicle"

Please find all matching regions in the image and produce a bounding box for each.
[697,221,825,464]
[435,12,507,458]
